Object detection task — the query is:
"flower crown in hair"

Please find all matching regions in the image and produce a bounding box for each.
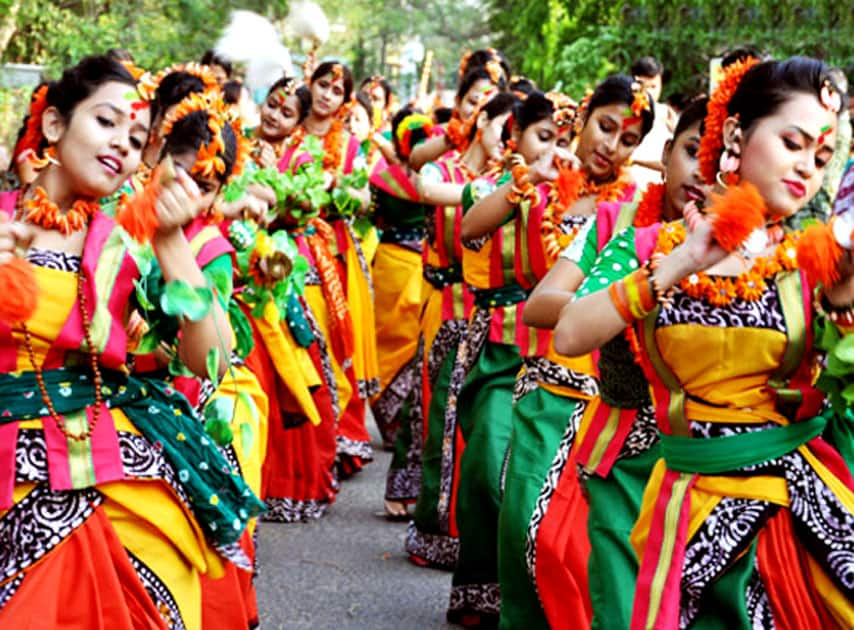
[545,92,577,129]
[136,62,220,102]
[820,78,842,114]
[331,63,344,82]
[160,91,248,180]
[696,57,760,185]
[396,113,437,161]
[622,79,651,129]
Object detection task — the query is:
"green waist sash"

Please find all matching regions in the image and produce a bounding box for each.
[0,367,266,547]
[660,414,827,475]
[423,263,462,289]
[472,283,529,309]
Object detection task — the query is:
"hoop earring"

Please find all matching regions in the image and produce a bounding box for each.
[44,145,61,167]
[716,147,740,187]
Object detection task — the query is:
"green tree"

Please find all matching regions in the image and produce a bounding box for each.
[487,0,853,100]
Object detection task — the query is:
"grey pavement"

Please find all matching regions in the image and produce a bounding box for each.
[256,420,454,629]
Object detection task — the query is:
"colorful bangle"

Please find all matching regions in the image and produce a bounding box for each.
[609,281,634,323]
[623,268,656,319]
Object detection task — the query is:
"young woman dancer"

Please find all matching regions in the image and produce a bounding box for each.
[555,56,852,629]
[303,61,376,477]
[369,108,433,518]
[519,97,709,629]
[404,85,513,570]
[0,54,262,629]
[494,78,656,629]
[445,90,580,625]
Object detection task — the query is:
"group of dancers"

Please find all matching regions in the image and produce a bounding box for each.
[0,39,852,630]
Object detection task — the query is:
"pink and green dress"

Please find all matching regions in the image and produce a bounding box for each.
[405,155,474,570]
[0,191,263,630]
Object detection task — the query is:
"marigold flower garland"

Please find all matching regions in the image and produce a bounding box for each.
[540,166,633,264]
[320,105,349,172]
[652,221,799,307]
[24,186,99,236]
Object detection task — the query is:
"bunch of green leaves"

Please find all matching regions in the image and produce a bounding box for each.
[222,160,329,226]
[331,167,369,217]
[199,344,261,456]
[813,315,854,415]
[231,221,310,320]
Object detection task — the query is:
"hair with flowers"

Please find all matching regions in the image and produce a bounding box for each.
[575,75,655,139]
[699,56,846,187]
[696,57,760,186]
[545,92,577,129]
[161,91,248,182]
[14,55,146,169]
[138,62,219,103]
[625,78,652,128]
[392,109,437,161]
[457,48,510,88]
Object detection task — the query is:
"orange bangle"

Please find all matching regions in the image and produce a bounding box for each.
[609,281,633,323]
[623,269,654,320]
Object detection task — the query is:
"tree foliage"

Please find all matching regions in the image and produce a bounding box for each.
[1,0,289,72]
[487,0,853,100]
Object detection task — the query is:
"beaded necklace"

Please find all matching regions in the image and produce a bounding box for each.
[15,190,104,441]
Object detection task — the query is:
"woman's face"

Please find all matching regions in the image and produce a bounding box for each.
[311,73,346,119]
[457,79,496,122]
[171,149,221,213]
[575,103,643,181]
[516,118,562,165]
[348,105,371,141]
[259,90,301,141]
[662,120,710,213]
[368,84,387,116]
[736,92,837,218]
[51,80,150,198]
[477,110,512,162]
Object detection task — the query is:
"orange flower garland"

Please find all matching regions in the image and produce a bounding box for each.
[696,57,760,185]
[541,167,633,263]
[320,107,349,172]
[653,220,800,307]
[445,113,468,151]
[24,187,99,235]
[632,182,667,228]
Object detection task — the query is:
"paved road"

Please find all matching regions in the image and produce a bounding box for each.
[256,424,454,629]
